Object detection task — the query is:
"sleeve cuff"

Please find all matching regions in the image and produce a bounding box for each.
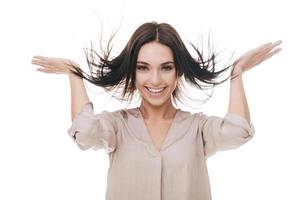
[225,112,255,137]
[67,101,94,139]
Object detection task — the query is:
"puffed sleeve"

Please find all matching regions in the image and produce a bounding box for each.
[67,102,117,153]
[200,112,255,158]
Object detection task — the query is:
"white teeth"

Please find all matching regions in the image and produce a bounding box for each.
[146,87,165,93]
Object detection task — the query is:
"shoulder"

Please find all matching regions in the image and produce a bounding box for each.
[95,107,138,121]
[178,109,211,125]
[178,108,206,117]
[174,108,207,123]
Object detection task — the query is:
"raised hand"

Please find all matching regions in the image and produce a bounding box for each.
[31,56,79,75]
[232,40,282,76]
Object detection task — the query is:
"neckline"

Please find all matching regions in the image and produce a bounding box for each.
[134,107,181,121]
[136,107,180,153]
[137,107,179,120]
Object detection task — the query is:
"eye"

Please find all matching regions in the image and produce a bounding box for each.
[136,66,148,71]
[162,65,173,71]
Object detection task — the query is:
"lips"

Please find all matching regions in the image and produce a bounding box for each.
[145,87,166,95]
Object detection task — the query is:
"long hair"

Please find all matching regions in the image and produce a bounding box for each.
[67,21,235,108]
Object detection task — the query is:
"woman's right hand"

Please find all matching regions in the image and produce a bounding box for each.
[31,55,79,75]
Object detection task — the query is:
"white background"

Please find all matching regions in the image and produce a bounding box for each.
[0,0,299,199]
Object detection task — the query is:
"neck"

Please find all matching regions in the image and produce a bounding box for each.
[139,99,177,121]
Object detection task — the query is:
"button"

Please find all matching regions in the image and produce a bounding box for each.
[249,123,255,137]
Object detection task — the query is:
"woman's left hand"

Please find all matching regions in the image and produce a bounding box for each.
[232,40,282,76]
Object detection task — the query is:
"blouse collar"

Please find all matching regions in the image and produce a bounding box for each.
[125,107,185,122]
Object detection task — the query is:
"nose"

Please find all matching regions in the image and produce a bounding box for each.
[149,70,161,85]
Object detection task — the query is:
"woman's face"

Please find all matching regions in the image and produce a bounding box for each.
[135,41,178,107]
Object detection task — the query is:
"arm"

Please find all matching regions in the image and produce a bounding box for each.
[200,41,281,158]
[227,40,282,121]
[68,70,117,152]
[32,55,117,152]
[201,73,254,158]
[31,55,91,122]
[69,73,91,121]
[228,72,250,122]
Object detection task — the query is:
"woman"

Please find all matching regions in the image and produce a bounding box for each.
[31,21,281,200]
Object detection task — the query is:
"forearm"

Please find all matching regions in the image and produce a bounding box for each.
[69,73,91,121]
[228,74,250,122]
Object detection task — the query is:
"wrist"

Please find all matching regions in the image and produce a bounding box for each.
[231,65,243,77]
[68,72,82,80]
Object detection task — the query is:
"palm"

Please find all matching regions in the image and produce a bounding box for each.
[233,40,282,75]
[31,56,78,75]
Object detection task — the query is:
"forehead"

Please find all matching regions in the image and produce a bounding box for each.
[137,42,174,63]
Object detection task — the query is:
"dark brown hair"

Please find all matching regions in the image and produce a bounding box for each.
[68,21,235,108]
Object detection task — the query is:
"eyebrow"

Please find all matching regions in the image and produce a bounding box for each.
[136,61,174,65]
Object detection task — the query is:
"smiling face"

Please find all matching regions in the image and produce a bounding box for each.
[135,41,179,108]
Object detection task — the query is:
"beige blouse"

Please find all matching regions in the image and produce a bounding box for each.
[67,102,255,200]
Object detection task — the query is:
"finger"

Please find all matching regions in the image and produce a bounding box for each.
[32,60,56,70]
[256,40,281,53]
[32,55,52,60]
[249,42,273,58]
[32,56,49,64]
[274,40,282,45]
[31,56,48,61]
[261,48,282,62]
[252,42,272,54]
[31,60,44,66]
[256,40,282,58]
[31,57,51,66]
[36,68,62,74]
[264,40,282,52]
[36,68,54,73]
[31,60,50,67]
[257,42,273,49]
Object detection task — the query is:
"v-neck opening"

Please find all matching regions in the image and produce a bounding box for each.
[137,108,180,153]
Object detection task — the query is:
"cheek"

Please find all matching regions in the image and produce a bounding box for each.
[170,77,179,91]
[135,73,146,89]
[170,80,178,91]
[165,72,178,85]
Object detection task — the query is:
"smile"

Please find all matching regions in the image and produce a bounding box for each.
[145,87,166,96]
